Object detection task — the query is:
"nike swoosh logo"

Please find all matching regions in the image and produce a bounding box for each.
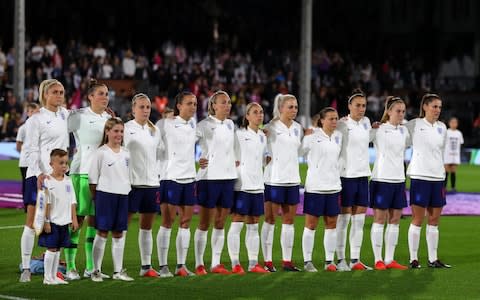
[89,120,96,124]
[46,121,52,124]
[244,138,251,141]
[175,125,182,128]
[420,128,426,131]
[107,162,114,166]
[129,132,135,135]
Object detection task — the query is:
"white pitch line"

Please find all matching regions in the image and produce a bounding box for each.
[0,197,22,203]
[0,294,33,300]
[0,225,24,230]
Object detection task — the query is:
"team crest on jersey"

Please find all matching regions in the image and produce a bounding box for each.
[260,135,264,143]
[363,123,368,130]
[399,127,404,134]
[335,136,340,144]
[294,128,299,137]
[227,123,233,130]
[60,111,66,120]
[189,121,195,128]
[65,185,71,193]
[125,158,129,167]
[437,128,443,134]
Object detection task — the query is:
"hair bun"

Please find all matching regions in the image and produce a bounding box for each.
[89,78,98,87]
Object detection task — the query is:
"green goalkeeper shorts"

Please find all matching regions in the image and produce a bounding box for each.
[71,174,95,217]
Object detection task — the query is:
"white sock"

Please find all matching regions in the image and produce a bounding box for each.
[92,235,107,272]
[302,227,315,262]
[384,224,399,264]
[53,251,60,280]
[245,224,260,266]
[156,226,171,267]
[280,224,294,262]
[227,222,243,267]
[408,224,422,262]
[336,214,351,260]
[176,228,190,265]
[21,226,35,269]
[43,250,55,281]
[426,225,439,262]
[211,228,225,268]
[112,237,125,273]
[349,213,365,260]
[139,229,153,267]
[261,222,275,262]
[194,229,207,267]
[324,228,337,262]
[371,222,384,263]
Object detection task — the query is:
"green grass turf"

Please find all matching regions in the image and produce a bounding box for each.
[0,209,480,299]
[2,160,480,192]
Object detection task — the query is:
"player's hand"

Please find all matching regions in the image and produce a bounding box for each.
[262,128,270,137]
[37,173,49,189]
[44,222,51,234]
[265,156,272,165]
[71,220,79,232]
[199,158,209,169]
[105,107,116,118]
[304,128,314,136]
[235,160,240,167]
[372,121,381,129]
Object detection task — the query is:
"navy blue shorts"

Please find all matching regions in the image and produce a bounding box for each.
[340,177,369,207]
[370,181,407,209]
[232,191,264,216]
[197,180,235,209]
[303,192,341,217]
[38,223,71,249]
[410,179,446,208]
[95,191,129,232]
[128,187,160,213]
[159,181,167,204]
[163,180,196,206]
[264,185,300,205]
[24,176,37,207]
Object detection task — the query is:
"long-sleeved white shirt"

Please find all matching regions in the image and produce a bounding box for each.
[89,145,131,195]
[406,118,447,181]
[68,107,111,174]
[124,120,163,187]
[302,128,342,193]
[263,119,302,185]
[196,116,237,180]
[25,107,70,178]
[371,122,410,183]
[161,116,197,183]
[16,122,28,168]
[337,115,372,178]
[44,176,77,226]
[234,127,267,192]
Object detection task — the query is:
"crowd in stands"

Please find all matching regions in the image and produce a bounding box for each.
[0,37,478,143]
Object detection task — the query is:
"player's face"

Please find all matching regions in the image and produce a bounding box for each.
[45,84,65,108]
[89,86,109,111]
[246,105,264,127]
[423,99,442,121]
[178,95,197,119]
[321,111,338,131]
[388,103,406,125]
[280,99,298,120]
[348,97,367,120]
[50,155,69,175]
[213,94,231,119]
[107,124,124,145]
[133,98,151,124]
[449,118,458,129]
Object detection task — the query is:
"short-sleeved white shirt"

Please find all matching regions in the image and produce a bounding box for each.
[44,176,77,226]
[89,145,131,195]
[443,129,464,165]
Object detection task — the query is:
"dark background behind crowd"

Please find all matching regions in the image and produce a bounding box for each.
[1,0,480,146]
